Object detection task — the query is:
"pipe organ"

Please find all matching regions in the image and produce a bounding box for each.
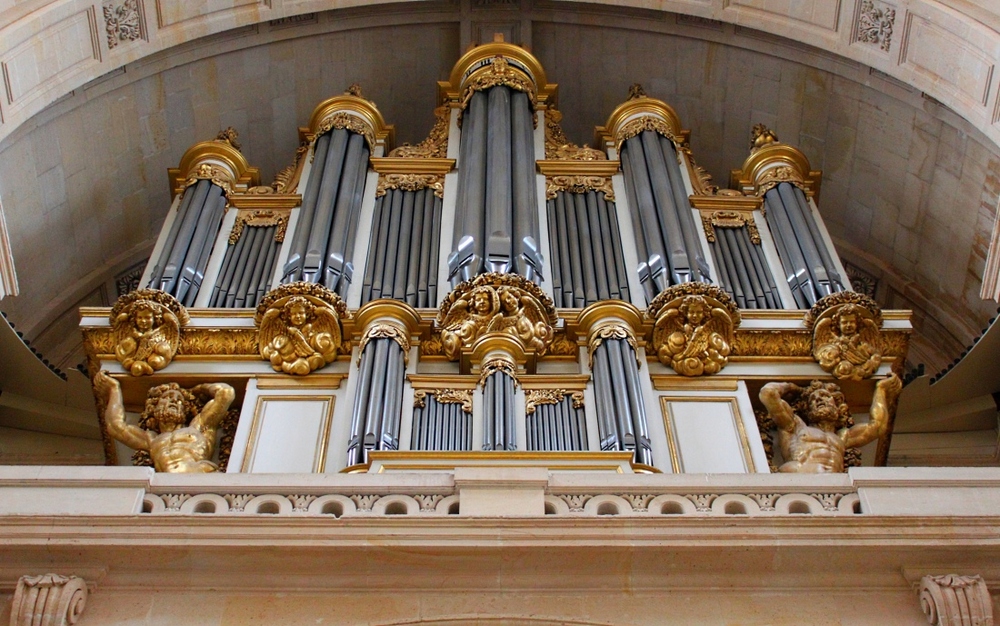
[83,40,910,478]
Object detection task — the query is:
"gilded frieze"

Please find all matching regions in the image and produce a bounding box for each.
[614,116,681,152]
[314,112,376,151]
[460,56,537,111]
[525,389,584,414]
[804,292,883,381]
[545,175,615,201]
[414,389,473,414]
[375,173,445,199]
[110,289,188,376]
[647,283,740,377]
[255,283,349,376]
[700,211,761,244]
[228,210,289,244]
[437,273,557,360]
[731,331,812,358]
[184,163,236,197]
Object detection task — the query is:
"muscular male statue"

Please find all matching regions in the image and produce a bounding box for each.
[95,371,235,473]
[759,373,902,473]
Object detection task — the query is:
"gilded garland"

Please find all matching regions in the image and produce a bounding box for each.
[255,283,349,375]
[755,165,807,196]
[479,355,519,388]
[376,174,445,199]
[804,292,883,380]
[545,175,615,202]
[525,389,585,414]
[413,389,473,414]
[314,112,375,151]
[587,322,639,370]
[437,273,557,361]
[647,283,740,377]
[110,289,189,376]
[357,322,411,366]
[614,116,682,151]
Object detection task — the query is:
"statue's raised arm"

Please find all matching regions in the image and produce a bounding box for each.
[187,382,236,435]
[94,371,152,451]
[843,372,902,449]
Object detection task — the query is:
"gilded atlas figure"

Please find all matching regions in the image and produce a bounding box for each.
[94,371,235,473]
[256,282,348,375]
[805,292,882,380]
[647,283,740,376]
[110,289,188,376]
[438,273,556,361]
[759,373,902,473]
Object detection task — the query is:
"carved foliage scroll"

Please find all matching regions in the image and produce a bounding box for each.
[11,574,88,626]
[919,574,994,626]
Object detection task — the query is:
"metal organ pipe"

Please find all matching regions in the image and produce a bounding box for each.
[347,337,406,465]
[592,338,652,465]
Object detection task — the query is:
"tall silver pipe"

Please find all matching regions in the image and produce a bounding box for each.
[416,192,434,307]
[302,130,348,284]
[589,191,612,300]
[209,228,241,307]
[223,221,258,307]
[347,343,376,465]
[660,135,708,281]
[776,183,828,297]
[593,346,619,450]
[325,133,367,291]
[454,91,488,275]
[564,193,586,307]
[485,86,513,271]
[731,227,767,308]
[482,376,494,451]
[378,190,404,299]
[411,406,423,450]
[149,182,198,287]
[764,191,811,307]
[619,150,651,271]
[361,196,385,303]
[617,339,651,465]
[392,190,416,300]
[554,193,574,307]
[574,193,599,303]
[639,131,688,282]
[792,185,842,290]
[339,141,371,292]
[362,340,390,454]
[546,199,563,301]
[428,196,442,304]
[182,191,225,305]
[283,133,330,283]
[159,180,211,294]
[605,198,630,302]
[716,227,746,307]
[511,90,537,272]
[250,229,278,306]
[232,225,266,307]
[405,189,425,305]
[175,185,224,302]
[382,345,404,450]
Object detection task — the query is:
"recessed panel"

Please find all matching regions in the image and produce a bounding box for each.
[661,397,754,474]
[243,396,334,473]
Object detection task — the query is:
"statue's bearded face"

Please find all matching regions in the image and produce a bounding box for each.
[808,389,841,425]
[154,390,187,431]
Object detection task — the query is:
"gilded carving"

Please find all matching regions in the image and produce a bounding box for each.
[110,289,188,376]
[376,173,445,199]
[184,162,235,197]
[587,322,639,369]
[614,116,681,151]
[647,283,740,377]
[479,355,518,388]
[414,389,473,414]
[421,332,444,356]
[388,106,450,158]
[229,210,289,244]
[544,109,607,161]
[255,283,348,375]
[358,322,411,365]
[545,175,615,201]
[178,328,258,356]
[345,83,364,98]
[95,371,236,473]
[272,142,310,193]
[686,156,720,195]
[755,165,807,196]
[525,389,585,414]
[805,292,883,380]
[103,0,141,49]
[215,127,242,151]
[460,55,537,110]
[731,330,811,357]
[856,0,896,53]
[759,373,901,473]
[701,211,761,244]
[750,123,780,152]
[628,83,647,100]
[548,332,578,357]
[437,273,557,361]
[315,112,375,150]
[11,573,88,626]
[919,574,994,626]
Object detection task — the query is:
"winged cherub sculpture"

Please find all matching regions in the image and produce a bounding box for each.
[806,294,883,381]
[110,289,188,376]
[256,283,347,375]
[648,284,740,377]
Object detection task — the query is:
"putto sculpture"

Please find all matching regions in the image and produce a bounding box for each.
[110,289,188,376]
[437,273,556,361]
[759,373,901,473]
[95,371,235,473]
[805,292,882,380]
[255,282,348,375]
[647,283,740,377]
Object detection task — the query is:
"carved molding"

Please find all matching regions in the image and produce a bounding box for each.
[102,0,142,49]
[184,163,235,197]
[546,175,615,201]
[228,209,289,244]
[700,210,761,244]
[414,389,473,414]
[545,109,607,161]
[479,355,518,388]
[358,322,411,366]
[919,574,994,626]
[314,111,376,151]
[11,574,88,626]
[856,0,896,53]
[376,173,445,198]
[460,55,537,111]
[614,116,681,151]
[587,322,639,370]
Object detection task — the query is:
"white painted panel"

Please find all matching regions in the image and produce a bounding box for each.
[663,398,750,473]
[243,395,333,473]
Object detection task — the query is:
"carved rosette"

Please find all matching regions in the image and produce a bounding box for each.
[388,106,450,158]
[11,574,88,626]
[647,283,740,377]
[525,389,585,414]
[110,289,188,376]
[414,389,473,414]
[804,292,883,381]
[376,173,445,199]
[919,575,994,626]
[436,273,557,361]
[545,175,615,202]
[358,322,411,366]
[254,283,349,375]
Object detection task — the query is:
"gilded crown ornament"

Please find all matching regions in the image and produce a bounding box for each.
[647,283,740,377]
[436,273,557,361]
[255,282,349,375]
[804,292,883,380]
[110,289,188,376]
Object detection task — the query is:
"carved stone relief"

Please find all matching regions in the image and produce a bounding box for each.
[102,0,142,49]
[855,0,896,52]
[10,574,88,626]
[919,574,994,626]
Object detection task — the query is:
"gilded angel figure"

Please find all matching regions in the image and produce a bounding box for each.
[654,294,734,376]
[813,303,881,380]
[440,287,499,360]
[110,290,187,376]
[258,295,341,375]
[487,286,553,355]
